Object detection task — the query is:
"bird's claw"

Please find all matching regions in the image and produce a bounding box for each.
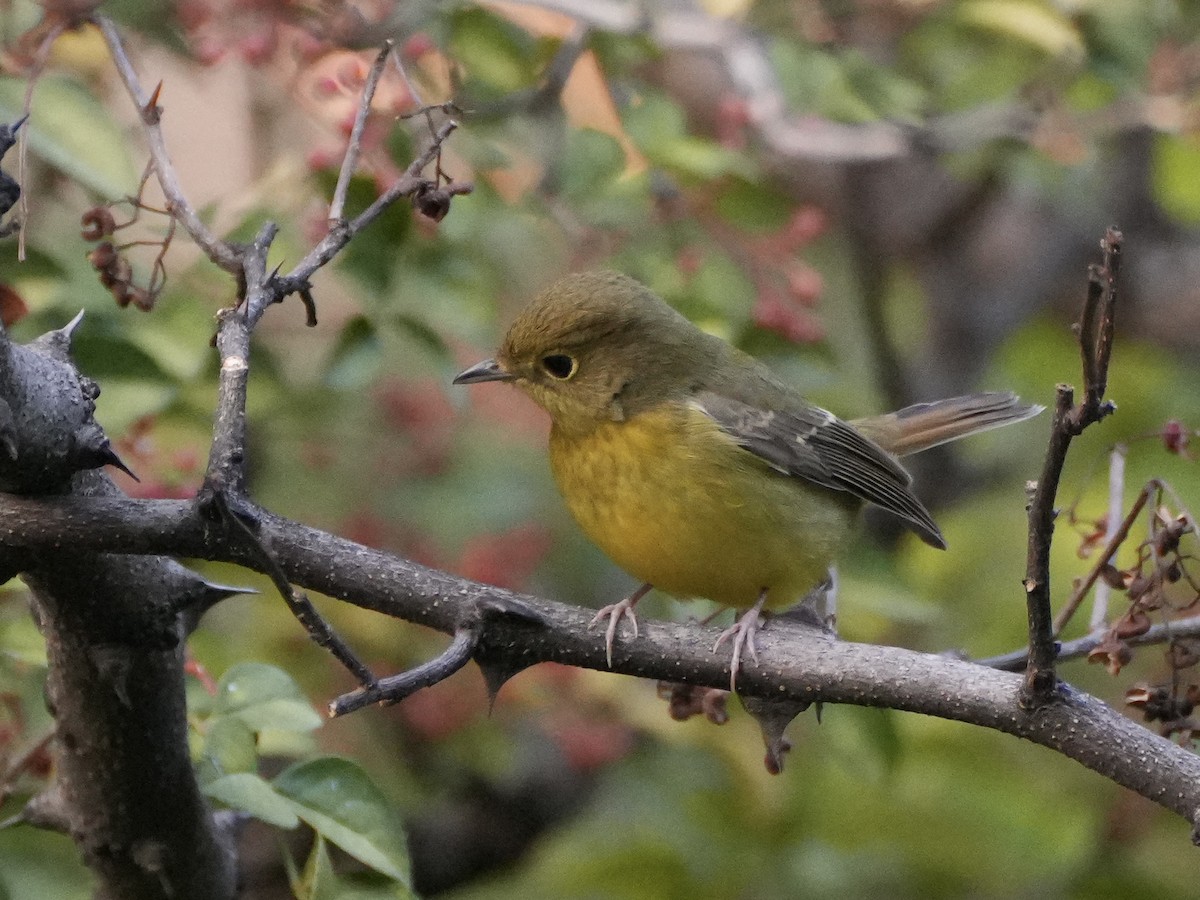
[713,599,767,693]
[590,599,639,668]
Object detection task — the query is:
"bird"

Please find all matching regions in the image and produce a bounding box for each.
[454,271,1042,691]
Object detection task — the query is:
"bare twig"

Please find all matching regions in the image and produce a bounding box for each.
[328,42,394,225]
[96,15,242,274]
[16,20,65,260]
[279,118,468,288]
[388,44,425,108]
[1022,228,1122,706]
[1055,478,1156,636]
[198,486,376,689]
[331,628,476,716]
[980,612,1200,672]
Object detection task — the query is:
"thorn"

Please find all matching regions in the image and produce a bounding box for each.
[61,309,86,341]
[30,311,86,362]
[199,579,258,602]
[299,286,318,328]
[0,115,27,158]
[97,443,139,482]
[740,694,812,775]
[475,649,533,711]
[179,577,257,631]
[477,594,549,626]
[19,786,69,832]
[142,82,164,125]
[467,596,547,709]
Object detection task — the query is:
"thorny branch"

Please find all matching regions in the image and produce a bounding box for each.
[3,492,1200,832]
[0,13,476,894]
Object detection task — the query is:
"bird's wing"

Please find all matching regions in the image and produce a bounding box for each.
[693,391,945,548]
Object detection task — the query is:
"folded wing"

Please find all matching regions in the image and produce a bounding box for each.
[693,392,945,549]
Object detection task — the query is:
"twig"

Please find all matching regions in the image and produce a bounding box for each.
[979,612,1200,672]
[331,628,476,716]
[388,44,425,108]
[328,42,393,225]
[279,118,467,288]
[198,487,377,689]
[15,19,65,260]
[96,15,241,274]
[1054,478,1155,636]
[1022,228,1122,706]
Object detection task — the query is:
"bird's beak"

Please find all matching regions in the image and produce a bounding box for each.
[453,358,516,385]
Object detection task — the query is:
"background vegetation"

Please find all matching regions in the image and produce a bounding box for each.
[4,0,1200,896]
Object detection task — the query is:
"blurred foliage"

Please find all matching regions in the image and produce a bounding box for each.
[3,0,1200,897]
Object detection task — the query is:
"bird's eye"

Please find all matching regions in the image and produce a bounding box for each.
[541,354,577,380]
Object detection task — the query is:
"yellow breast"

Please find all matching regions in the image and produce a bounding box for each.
[548,402,859,609]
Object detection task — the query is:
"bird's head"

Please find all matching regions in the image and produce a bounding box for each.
[454,271,719,433]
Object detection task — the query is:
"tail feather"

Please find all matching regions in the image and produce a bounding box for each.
[851,392,1044,458]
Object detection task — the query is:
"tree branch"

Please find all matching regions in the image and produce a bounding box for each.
[1022,229,1121,705]
[96,15,242,274]
[1,491,1199,834]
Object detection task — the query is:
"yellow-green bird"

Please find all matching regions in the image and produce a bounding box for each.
[454,271,1041,690]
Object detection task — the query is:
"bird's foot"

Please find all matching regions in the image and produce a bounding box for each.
[589,582,653,667]
[713,589,769,693]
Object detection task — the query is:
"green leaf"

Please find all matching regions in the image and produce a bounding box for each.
[853,707,904,775]
[201,715,258,777]
[296,834,336,900]
[0,75,139,198]
[325,316,383,390]
[393,311,452,363]
[715,178,794,232]
[213,663,323,734]
[654,136,744,180]
[624,92,744,177]
[685,254,755,325]
[560,129,626,198]
[1152,133,1200,225]
[449,8,537,94]
[203,772,300,829]
[957,0,1085,60]
[337,175,413,292]
[273,757,411,884]
[294,836,417,900]
[0,614,47,667]
[623,91,687,149]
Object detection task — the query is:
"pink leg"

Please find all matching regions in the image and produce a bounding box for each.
[589,582,653,667]
[713,588,769,693]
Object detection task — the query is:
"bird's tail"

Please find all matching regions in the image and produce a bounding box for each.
[851,392,1044,458]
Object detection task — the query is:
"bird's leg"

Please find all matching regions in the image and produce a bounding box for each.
[589,582,653,667]
[713,588,769,693]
